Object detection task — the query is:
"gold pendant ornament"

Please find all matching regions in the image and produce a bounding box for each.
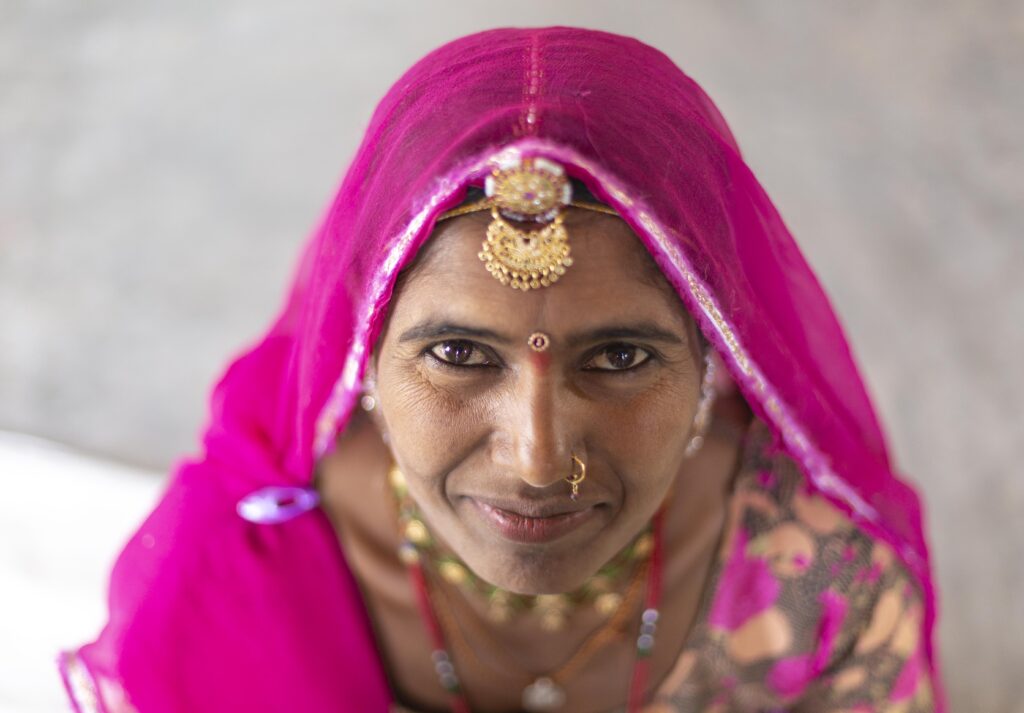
[479,157,575,290]
[480,210,573,290]
[436,156,621,289]
[485,156,572,222]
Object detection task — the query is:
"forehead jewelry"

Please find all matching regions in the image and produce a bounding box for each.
[527,331,551,352]
[566,454,586,501]
[436,156,617,291]
[482,157,572,290]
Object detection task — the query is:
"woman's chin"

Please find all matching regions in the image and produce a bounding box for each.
[428,498,633,594]
[452,539,607,595]
[469,557,594,596]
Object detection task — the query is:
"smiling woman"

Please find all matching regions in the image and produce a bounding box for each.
[61,27,941,713]
[315,203,737,712]
[370,206,705,590]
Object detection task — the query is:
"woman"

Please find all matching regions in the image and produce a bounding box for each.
[60,27,941,712]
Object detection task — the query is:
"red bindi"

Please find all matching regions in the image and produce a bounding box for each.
[527,331,552,370]
[529,350,551,371]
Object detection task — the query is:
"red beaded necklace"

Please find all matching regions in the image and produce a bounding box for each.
[401,509,666,713]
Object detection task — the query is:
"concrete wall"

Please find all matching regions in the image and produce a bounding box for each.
[2,2,1020,709]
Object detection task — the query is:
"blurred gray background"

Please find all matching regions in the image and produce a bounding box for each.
[2,1,1021,710]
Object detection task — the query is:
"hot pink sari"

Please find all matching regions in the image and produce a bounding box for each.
[61,27,941,712]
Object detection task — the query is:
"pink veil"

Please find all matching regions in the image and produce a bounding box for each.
[62,27,940,712]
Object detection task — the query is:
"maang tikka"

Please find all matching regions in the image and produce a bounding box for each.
[437,156,617,290]
[480,157,573,290]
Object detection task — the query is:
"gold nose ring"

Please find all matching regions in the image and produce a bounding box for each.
[566,454,586,501]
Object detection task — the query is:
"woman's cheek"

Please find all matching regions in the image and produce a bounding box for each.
[384,370,487,456]
[385,359,463,418]
[600,375,696,455]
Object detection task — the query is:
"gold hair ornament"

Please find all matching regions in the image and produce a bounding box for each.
[436,157,618,290]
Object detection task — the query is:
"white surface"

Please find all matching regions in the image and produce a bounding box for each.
[0,432,162,713]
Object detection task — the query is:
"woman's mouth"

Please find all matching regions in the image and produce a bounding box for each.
[470,499,599,544]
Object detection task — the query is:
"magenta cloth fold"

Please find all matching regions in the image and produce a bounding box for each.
[65,27,941,711]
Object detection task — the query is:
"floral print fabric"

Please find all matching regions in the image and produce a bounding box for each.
[649,421,934,712]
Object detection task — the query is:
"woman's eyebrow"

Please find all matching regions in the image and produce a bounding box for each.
[397,321,514,344]
[398,320,685,347]
[566,323,685,347]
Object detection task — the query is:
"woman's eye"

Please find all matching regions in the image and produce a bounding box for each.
[428,340,490,367]
[585,344,653,371]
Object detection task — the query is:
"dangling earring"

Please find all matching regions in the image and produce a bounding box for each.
[684,352,718,458]
[360,365,378,412]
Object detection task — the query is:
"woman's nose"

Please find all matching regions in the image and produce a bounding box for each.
[507,369,574,489]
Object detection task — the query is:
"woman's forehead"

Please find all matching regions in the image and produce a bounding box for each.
[388,209,692,335]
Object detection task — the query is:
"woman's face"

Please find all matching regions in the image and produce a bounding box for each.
[372,208,704,594]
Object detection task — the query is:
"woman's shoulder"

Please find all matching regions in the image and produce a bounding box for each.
[649,419,935,712]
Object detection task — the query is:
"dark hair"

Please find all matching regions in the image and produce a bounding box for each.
[461,177,605,208]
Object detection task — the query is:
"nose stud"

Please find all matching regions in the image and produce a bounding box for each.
[566,454,586,501]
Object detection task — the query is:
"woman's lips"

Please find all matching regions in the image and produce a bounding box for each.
[470,499,598,544]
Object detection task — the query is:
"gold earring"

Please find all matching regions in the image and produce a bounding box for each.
[566,455,586,501]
